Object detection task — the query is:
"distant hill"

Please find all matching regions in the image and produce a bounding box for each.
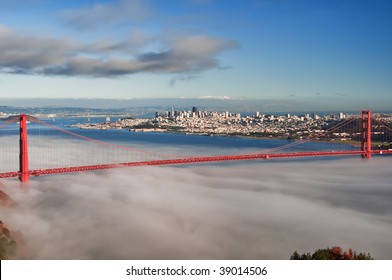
[1,98,390,113]
[1,98,391,120]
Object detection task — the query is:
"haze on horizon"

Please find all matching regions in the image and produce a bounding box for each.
[1,97,391,112]
[0,0,391,110]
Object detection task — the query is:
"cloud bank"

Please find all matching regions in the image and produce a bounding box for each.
[0,24,237,78]
[1,158,392,259]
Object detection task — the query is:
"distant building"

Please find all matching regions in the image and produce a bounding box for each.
[105,116,111,124]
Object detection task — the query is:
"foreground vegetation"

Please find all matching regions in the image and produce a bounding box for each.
[291,246,373,260]
[0,221,17,260]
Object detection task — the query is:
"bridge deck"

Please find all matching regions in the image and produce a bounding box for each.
[1,149,391,179]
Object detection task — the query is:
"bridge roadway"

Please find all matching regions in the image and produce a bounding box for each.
[0,149,391,179]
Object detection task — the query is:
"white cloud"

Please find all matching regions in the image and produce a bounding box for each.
[197,95,233,100]
[62,0,153,29]
[0,27,237,77]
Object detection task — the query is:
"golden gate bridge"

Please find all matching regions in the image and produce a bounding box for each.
[0,110,391,183]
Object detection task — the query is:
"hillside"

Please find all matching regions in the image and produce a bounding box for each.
[0,187,27,259]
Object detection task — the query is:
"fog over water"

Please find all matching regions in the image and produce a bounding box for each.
[1,158,392,259]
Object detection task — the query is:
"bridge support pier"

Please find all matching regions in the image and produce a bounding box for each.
[19,114,29,183]
[361,110,372,159]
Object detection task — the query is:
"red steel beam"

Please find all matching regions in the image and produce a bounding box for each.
[0,172,21,179]
[1,149,391,179]
[0,149,390,179]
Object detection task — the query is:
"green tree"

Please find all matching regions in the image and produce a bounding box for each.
[311,249,331,260]
[290,246,373,260]
[0,223,17,260]
[0,236,16,260]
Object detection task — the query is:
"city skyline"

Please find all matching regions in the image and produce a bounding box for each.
[0,0,391,110]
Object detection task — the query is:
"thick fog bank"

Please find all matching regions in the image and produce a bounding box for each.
[1,158,392,259]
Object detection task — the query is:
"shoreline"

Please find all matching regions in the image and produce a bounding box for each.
[72,124,362,147]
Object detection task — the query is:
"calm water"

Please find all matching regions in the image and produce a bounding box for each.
[1,117,357,164]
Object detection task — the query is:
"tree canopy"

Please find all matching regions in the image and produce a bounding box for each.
[290,246,373,260]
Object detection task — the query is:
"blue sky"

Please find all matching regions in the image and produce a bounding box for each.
[0,0,391,110]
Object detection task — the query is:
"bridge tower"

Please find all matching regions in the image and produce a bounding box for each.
[361,110,372,159]
[19,114,29,183]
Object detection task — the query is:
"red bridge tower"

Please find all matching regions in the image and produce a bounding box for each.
[19,114,29,183]
[361,110,372,159]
